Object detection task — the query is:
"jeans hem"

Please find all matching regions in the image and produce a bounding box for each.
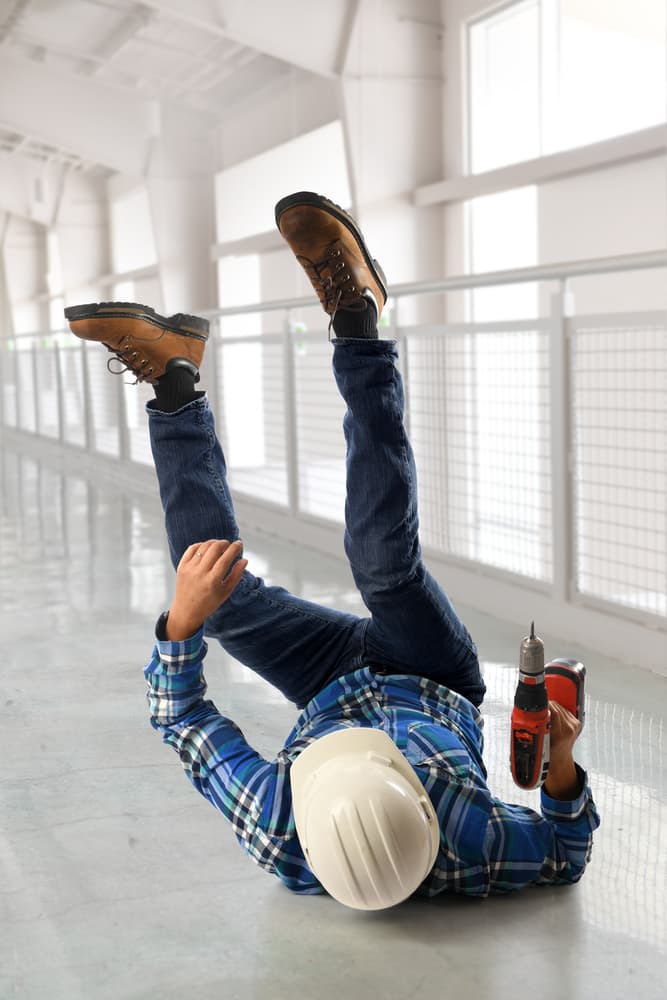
[146,394,210,417]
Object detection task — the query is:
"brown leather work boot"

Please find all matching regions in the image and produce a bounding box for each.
[275,192,387,326]
[64,301,209,384]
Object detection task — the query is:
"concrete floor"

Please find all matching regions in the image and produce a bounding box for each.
[1,445,665,1000]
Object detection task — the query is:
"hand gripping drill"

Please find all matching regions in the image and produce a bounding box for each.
[510,622,586,790]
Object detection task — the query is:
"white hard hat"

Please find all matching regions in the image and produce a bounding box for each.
[290,728,439,911]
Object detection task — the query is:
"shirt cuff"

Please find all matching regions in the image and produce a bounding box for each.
[154,612,206,660]
[540,763,590,821]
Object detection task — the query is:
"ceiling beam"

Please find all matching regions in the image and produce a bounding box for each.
[140,0,352,77]
[85,2,155,75]
[0,50,154,175]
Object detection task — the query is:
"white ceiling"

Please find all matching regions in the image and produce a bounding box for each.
[0,0,443,194]
[0,0,307,173]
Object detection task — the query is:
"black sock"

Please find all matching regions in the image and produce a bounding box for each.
[153,364,201,413]
[332,297,378,339]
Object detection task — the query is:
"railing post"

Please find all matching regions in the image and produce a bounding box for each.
[117,372,130,462]
[207,323,222,420]
[549,281,574,604]
[283,313,300,516]
[0,342,5,429]
[54,342,65,443]
[32,342,40,434]
[81,341,94,453]
[13,343,22,429]
[392,298,410,438]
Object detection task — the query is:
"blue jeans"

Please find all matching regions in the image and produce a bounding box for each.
[148,338,484,709]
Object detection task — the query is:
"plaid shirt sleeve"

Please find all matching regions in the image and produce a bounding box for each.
[144,620,320,893]
[484,765,601,892]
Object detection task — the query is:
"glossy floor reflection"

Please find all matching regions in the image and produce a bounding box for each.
[1,447,665,1000]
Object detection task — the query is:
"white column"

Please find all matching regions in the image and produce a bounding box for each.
[145,106,217,315]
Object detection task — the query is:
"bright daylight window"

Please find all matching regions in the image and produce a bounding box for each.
[466,0,667,320]
[109,184,157,274]
[461,0,666,583]
[469,0,667,174]
[213,120,352,500]
[214,120,351,245]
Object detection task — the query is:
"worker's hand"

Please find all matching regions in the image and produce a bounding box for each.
[543,701,582,800]
[548,700,581,759]
[166,539,247,641]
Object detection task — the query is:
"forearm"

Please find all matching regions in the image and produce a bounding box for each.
[144,619,273,827]
[164,608,204,642]
[543,752,582,800]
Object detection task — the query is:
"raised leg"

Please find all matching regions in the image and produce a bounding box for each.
[148,396,366,707]
[332,338,486,707]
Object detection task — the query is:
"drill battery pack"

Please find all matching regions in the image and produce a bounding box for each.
[544,658,586,730]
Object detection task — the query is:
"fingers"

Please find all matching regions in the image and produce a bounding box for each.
[219,556,248,598]
[179,539,240,569]
[549,700,582,746]
[217,540,244,580]
[549,700,579,727]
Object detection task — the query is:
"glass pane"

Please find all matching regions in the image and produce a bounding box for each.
[110,185,157,272]
[468,187,538,321]
[217,255,261,338]
[215,121,351,243]
[469,1,541,172]
[552,0,667,152]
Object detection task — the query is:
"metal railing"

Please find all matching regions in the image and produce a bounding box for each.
[2,250,666,647]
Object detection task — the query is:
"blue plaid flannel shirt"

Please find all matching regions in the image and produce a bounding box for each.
[145,624,600,897]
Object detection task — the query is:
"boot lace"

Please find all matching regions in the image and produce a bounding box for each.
[103,331,164,384]
[301,245,368,336]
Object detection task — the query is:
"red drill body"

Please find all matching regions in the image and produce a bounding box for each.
[510,625,587,789]
[510,623,550,789]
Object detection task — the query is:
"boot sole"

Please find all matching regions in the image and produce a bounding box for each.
[64,301,209,340]
[274,192,388,305]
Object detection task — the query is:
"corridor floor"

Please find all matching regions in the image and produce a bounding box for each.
[1,447,664,1000]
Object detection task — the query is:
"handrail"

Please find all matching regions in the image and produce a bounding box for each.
[199,248,667,319]
[5,249,666,338]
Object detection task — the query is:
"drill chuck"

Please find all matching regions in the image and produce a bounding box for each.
[519,621,545,678]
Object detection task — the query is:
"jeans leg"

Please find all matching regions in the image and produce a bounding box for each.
[331,339,485,707]
[148,396,365,707]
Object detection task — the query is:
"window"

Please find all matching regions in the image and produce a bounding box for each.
[469,0,667,174]
[465,0,667,320]
[110,184,157,273]
[469,0,541,175]
[466,186,538,321]
[553,0,667,153]
[214,120,351,245]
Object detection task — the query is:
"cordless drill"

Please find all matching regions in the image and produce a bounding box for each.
[510,623,586,789]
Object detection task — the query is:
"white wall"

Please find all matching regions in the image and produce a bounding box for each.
[216,71,340,172]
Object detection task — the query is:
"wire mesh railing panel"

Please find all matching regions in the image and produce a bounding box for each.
[34,348,59,438]
[86,343,120,457]
[2,297,666,634]
[294,337,346,523]
[407,329,553,580]
[216,338,289,507]
[60,345,86,447]
[572,321,667,616]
